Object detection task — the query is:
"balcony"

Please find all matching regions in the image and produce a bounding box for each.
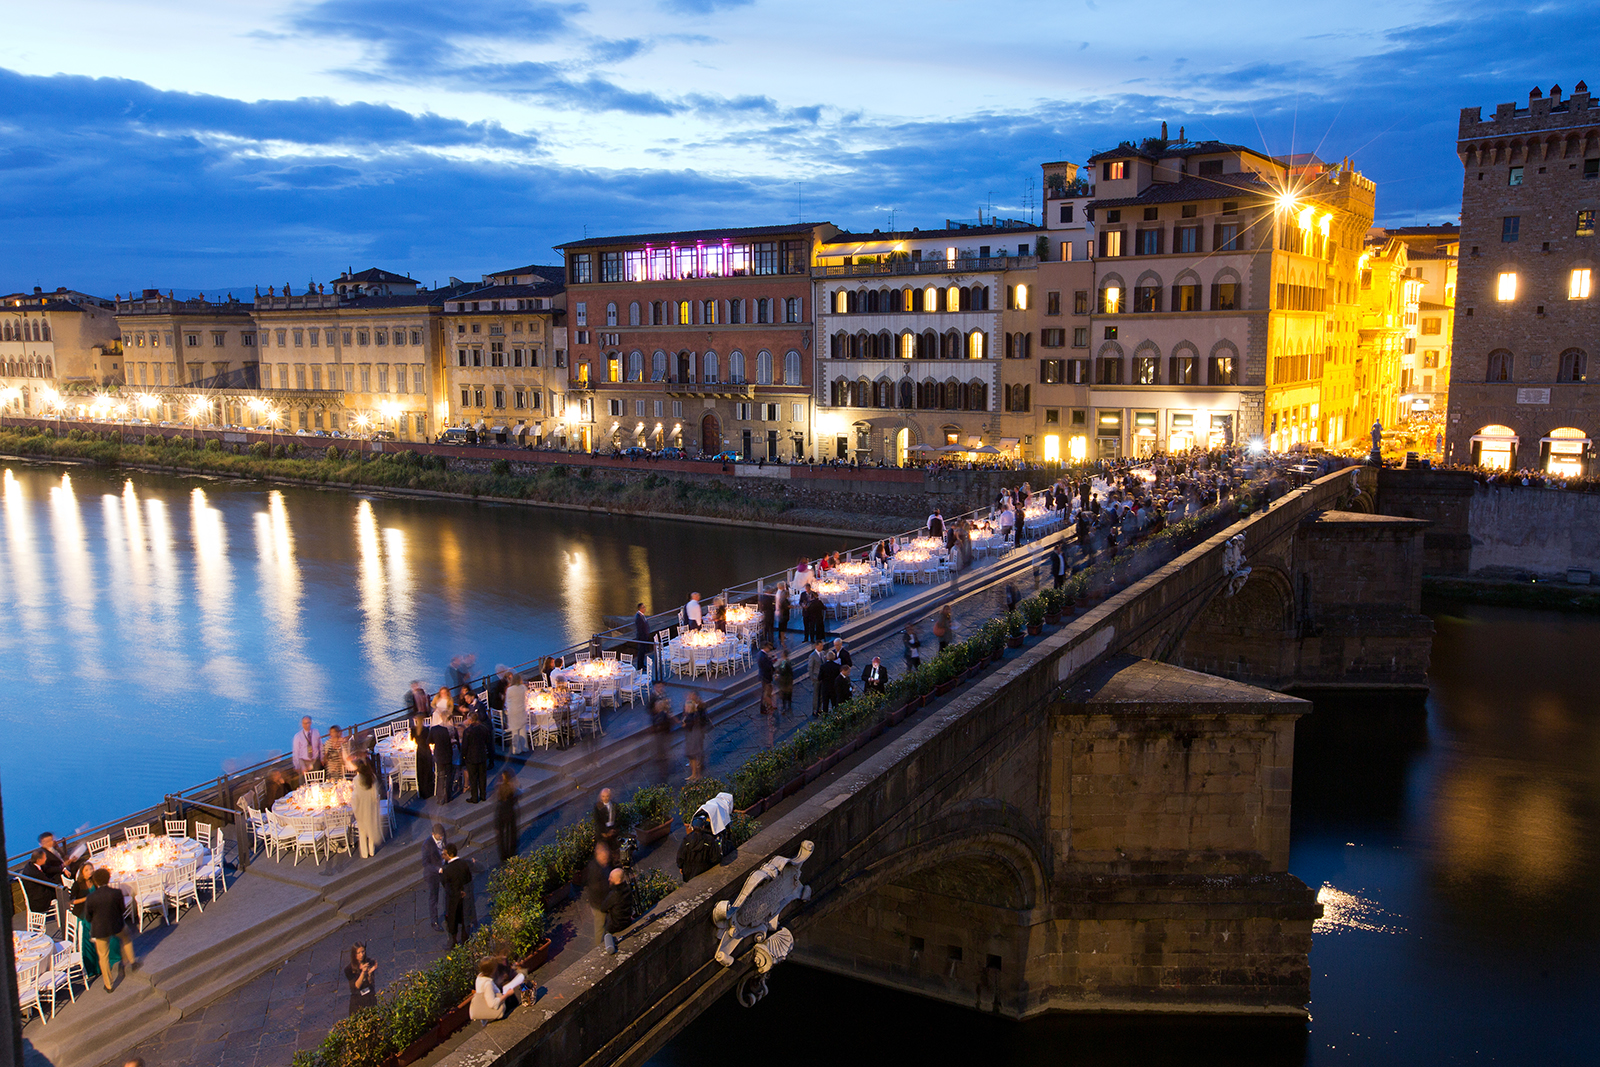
[665,380,754,399]
[812,256,1038,279]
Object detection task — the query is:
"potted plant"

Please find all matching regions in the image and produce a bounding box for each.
[679,776,730,826]
[625,784,674,846]
[1022,596,1046,636]
[1006,610,1025,648]
[1041,587,1063,625]
[979,618,1008,663]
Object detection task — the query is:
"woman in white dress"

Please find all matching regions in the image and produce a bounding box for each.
[504,673,528,754]
[352,760,383,858]
[469,958,516,1023]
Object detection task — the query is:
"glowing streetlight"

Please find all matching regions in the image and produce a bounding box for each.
[186,396,209,442]
[0,385,19,432]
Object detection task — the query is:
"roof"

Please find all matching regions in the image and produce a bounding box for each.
[485,264,566,284]
[1382,224,1459,237]
[1086,139,1276,167]
[1,298,90,313]
[1089,172,1277,210]
[555,221,832,251]
[820,223,1042,247]
[337,267,415,284]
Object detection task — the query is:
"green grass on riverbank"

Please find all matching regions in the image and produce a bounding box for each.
[1423,575,1600,613]
[0,427,794,523]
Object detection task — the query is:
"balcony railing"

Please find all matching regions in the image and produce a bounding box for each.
[812,256,1038,278]
[665,380,754,398]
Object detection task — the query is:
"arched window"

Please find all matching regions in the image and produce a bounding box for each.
[866,291,880,313]
[942,330,960,359]
[651,350,667,381]
[942,378,961,410]
[628,351,644,381]
[899,332,915,359]
[628,301,640,326]
[606,302,618,327]
[854,378,870,406]
[876,330,892,359]
[967,380,987,410]
[918,330,936,359]
[1558,348,1587,383]
[729,351,746,384]
[899,379,915,409]
[958,287,971,311]
[703,351,720,383]
[834,290,848,314]
[917,380,940,408]
[875,379,893,407]
[756,350,773,385]
[832,378,849,406]
[846,291,859,313]
[784,350,802,385]
[1486,349,1513,381]
[968,331,986,359]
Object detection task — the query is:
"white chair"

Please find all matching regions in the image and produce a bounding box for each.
[132,873,167,932]
[373,723,392,740]
[489,708,515,753]
[601,650,617,661]
[26,912,47,934]
[16,960,46,1024]
[194,825,227,899]
[574,701,603,740]
[86,834,111,858]
[289,816,327,865]
[303,770,327,784]
[396,756,418,798]
[262,811,297,861]
[164,818,188,838]
[163,862,203,921]
[378,796,395,836]
[122,825,151,843]
[531,712,560,750]
[575,651,591,663]
[44,947,78,1014]
[59,922,87,997]
[321,813,352,858]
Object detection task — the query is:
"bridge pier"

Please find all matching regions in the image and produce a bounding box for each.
[793,654,1317,1017]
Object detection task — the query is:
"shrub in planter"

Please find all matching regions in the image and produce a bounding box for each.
[725,813,761,849]
[732,747,791,809]
[630,868,680,919]
[552,819,597,882]
[978,618,1008,658]
[326,445,341,462]
[623,783,673,830]
[1022,597,1046,629]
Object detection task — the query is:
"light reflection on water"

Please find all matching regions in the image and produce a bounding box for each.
[1312,883,1405,936]
[0,462,836,844]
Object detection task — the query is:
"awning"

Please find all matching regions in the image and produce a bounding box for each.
[999,437,1020,446]
[1469,432,1518,443]
[1541,435,1590,451]
[510,423,526,435]
[490,425,508,434]
[475,420,488,430]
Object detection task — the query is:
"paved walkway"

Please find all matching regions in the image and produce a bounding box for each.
[27,533,1059,1067]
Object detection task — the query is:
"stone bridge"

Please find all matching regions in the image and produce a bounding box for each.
[440,468,1432,1067]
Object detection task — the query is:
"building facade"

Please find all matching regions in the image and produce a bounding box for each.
[1382,224,1459,422]
[1448,83,1599,474]
[1085,138,1375,457]
[1034,161,1097,462]
[556,223,834,458]
[2,287,123,412]
[439,279,567,444]
[114,291,258,423]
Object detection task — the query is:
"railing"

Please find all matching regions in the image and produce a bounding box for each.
[812,256,1038,278]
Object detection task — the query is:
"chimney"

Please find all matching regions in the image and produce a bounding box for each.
[1160,120,1168,141]
[1550,84,1563,104]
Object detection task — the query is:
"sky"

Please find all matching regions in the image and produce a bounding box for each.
[0,0,1591,296]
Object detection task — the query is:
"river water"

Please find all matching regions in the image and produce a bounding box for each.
[653,602,1600,1066]
[0,462,835,845]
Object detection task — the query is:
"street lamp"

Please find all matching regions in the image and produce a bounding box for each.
[0,387,18,433]
[378,400,400,440]
[186,397,209,443]
[40,387,62,434]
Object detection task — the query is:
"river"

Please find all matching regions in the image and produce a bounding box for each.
[652,601,1600,1065]
[0,462,836,845]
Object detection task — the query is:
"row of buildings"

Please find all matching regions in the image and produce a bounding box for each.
[4,135,1474,464]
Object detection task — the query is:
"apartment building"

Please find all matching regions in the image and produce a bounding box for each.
[1382,225,1459,421]
[1033,161,1097,461]
[1,287,123,411]
[440,276,567,444]
[555,223,834,458]
[250,286,452,440]
[114,291,258,422]
[1085,137,1375,457]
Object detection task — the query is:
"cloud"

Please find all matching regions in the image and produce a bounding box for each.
[661,0,754,11]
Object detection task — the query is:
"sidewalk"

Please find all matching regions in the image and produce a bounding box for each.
[30,534,1058,1067]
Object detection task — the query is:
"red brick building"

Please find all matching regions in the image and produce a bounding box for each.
[1449,83,1600,474]
[555,222,838,458]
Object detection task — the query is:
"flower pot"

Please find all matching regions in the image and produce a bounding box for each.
[518,937,553,972]
[636,820,672,847]
[867,721,888,741]
[1027,623,1043,636]
[780,774,807,799]
[1007,634,1024,648]
[434,994,473,1044]
[735,798,766,818]
[935,679,957,696]
[1043,611,1062,625]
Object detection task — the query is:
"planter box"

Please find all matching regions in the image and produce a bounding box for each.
[518,937,553,973]
[387,993,475,1066]
[735,798,766,818]
[1007,635,1025,649]
[1043,611,1062,625]
[1027,623,1043,636]
[542,883,574,912]
[636,820,672,847]
[780,774,807,799]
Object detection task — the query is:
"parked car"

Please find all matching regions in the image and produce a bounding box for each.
[438,427,478,445]
[367,430,396,442]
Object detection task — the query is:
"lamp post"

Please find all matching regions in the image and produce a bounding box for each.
[187,397,209,444]
[0,386,18,434]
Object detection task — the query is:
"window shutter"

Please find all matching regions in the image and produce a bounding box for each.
[1022,385,1030,411]
[1210,283,1220,310]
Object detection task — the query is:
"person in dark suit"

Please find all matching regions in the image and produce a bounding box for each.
[600,867,634,955]
[816,652,841,717]
[410,714,434,800]
[758,587,775,646]
[440,844,473,946]
[37,832,65,884]
[429,720,455,804]
[460,713,492,803]
[1049,543,1068,589]
[84,869,135,992]
[632,602,653,671]
[422,824,448,930]
[756,643,776,714]
[486,668,509,717]
[19,849,55,916]
[802,585,826,644]
[862,656,888,694]
[592,788,619,848]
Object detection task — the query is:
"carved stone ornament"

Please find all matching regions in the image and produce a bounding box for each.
[1221,533,1251,597]
[712,840,814,968]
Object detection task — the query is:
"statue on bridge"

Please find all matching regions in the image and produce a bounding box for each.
[713,840,815,1006]
[1370,419,1383,466]
[1222,533,1251,597]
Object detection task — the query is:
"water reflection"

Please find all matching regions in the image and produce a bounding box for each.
[0,463,836,839]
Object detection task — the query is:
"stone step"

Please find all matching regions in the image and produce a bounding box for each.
[28,980,182,1067]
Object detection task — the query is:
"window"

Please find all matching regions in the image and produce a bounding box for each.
[1222,201,1238,216]
[1486,349,1513,381]
[1169,356,1196,384]
[1133,285,1160,312]
[1046,291,1061,315]
[1072,327,1088,347]
[1100,230,1124,257]
[1196,160,1224,176]
[727,299,743,324]
[608,398,622,417]
[1040,359,1065,384]
[755,350,773,385]
[653,400,664,418]
[1502,216,1520,242]
[1422,317,1442,335]
[242,332,255,347]
[1096,357,1122,384]
[575,302,587,327]
[756,298,772,324]
[1067,359,1089,383]
[673,400,684,418]
[1215,224,1239,251]
[1208,356,1236,384]
[1497,272,1518,301]
[1102,161,1126,180]
[784,350,802,385]
[752,242,778,275]
[651,350,667,381]
[1212,282,1239,310]
[1133,357,1158,384]
[1136,229,1161,255]
[473,387,484,407]
[1073,290,1088,315]
[1508,166,1523,186]
[1558,348,1587,382]
[729,351,746,383]
[785,297,802,323]
[461,387,471,409]
[734,402,752,421]
[490,342,504,366]
[605,302,618,327]
[570,253,592,283]
[1579,210,1596,237]
[1041,328,1066,347]
[1104,326,1118,340]
[1570,269,1592,300]
[600,252,623,282]
[491,387,505,410]
[1173,283,1200,311]
[1100,285,1122,314]
[1586,159,1600,179]
[1059,204,1073,224]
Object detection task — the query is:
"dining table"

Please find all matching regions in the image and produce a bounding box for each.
[272,780,355,825]
[13,930,53,970]
[97,834,211,889]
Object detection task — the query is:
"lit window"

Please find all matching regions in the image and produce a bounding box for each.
[1578,210,1596,237]
[1102,286,1121,314]
[1014,284,1029,310]
[1496,272,1517,301]
[1508,166,1523,186]
[1570,268,1592,300]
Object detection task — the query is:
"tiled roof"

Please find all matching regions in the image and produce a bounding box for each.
[820,223,1042,246]
[1382,224,1459,237]
[1089,172,1277,210]
[337,267,416,284]
[485,263,565,284]
[555,221,832,250]
[1086,139,1273,165]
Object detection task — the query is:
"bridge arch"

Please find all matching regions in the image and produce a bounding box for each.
[1168,564,1297,683]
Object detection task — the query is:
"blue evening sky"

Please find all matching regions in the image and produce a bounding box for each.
[0,0,1588,296]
